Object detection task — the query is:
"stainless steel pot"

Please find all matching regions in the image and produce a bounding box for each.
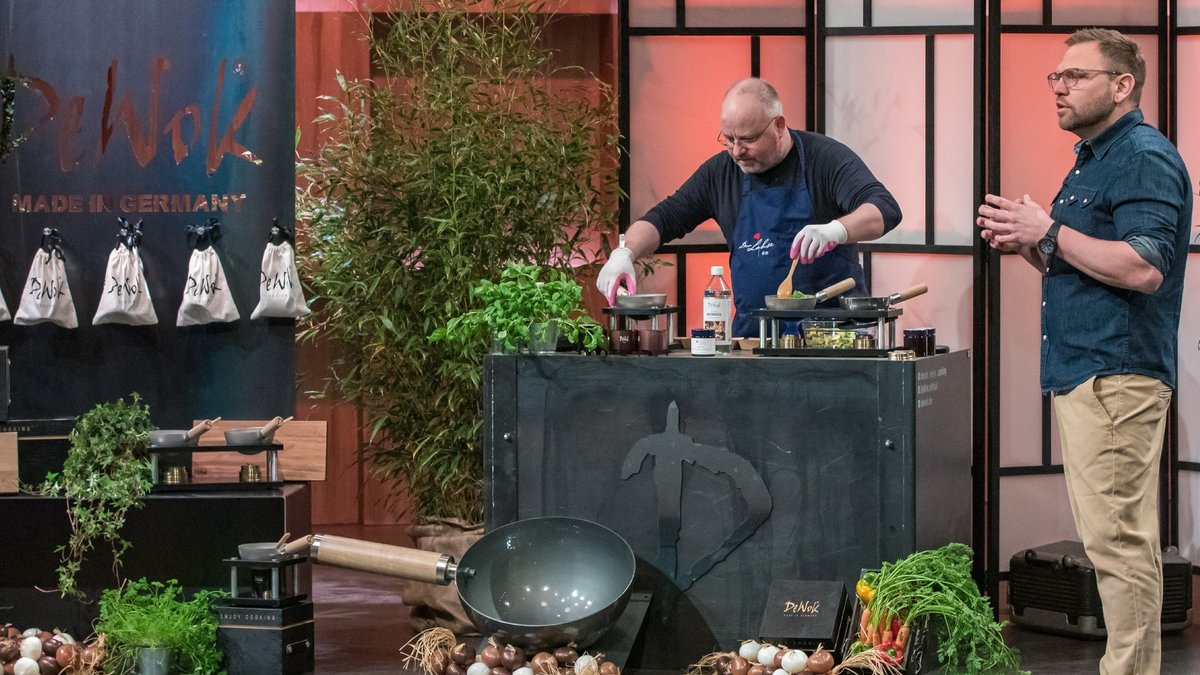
[149,417,221,448]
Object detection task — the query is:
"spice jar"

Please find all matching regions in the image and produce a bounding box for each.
[903,327,935,357]
[691,329,716,356]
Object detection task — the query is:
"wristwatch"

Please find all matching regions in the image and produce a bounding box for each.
[1037,221,1062,257]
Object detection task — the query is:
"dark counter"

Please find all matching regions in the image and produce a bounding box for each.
[483,351,971,661]
[0,483,311,637]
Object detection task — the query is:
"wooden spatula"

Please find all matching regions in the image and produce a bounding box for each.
[776,256,801,298]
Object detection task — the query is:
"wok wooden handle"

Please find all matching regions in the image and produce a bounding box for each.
[310,534,454,585]
[893,284,928,302]
[280,535,314,557]
[260,415,292,437]
[816,278,856,301]
[186,416,222,439]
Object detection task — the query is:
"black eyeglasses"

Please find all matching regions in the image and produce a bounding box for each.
[1046,68,1124,91]
[717,116,779,149]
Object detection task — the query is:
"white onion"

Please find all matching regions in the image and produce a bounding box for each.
[738,641,761,661]
[757,645,779,667]
[21,628,40,638]
[14,657,40,675]
[54,631,77,645]
[514,668,534,675]
[468,662,491,675]
[772,669,788,675]
[779,650,808,674]
[575,654,599,675]
[19,636,42,660]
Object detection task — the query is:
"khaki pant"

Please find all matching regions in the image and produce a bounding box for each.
[1054,374,1172,675]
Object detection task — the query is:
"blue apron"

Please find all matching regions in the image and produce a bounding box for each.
[729,131,867,337]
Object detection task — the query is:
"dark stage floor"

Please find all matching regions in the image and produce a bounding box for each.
[310,526,1200,674]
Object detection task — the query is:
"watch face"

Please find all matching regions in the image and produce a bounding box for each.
[1038,237,1057,256]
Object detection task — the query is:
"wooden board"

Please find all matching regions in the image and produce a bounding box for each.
[0,432,16,493]
[191,420,327,482]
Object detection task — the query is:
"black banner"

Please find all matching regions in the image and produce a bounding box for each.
[0,1,296,424]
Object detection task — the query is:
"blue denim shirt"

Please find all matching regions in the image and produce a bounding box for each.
[1042,109,1192,393]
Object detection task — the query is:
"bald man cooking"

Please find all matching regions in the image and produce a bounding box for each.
[597,77,902,337]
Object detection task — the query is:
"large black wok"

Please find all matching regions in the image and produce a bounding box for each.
[282,517,635,650]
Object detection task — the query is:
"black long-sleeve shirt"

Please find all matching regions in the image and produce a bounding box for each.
[640,129,902,245]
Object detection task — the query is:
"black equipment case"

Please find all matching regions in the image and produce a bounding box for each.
[1008,540,1192,638]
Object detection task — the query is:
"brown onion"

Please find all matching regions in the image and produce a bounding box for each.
[500,645,525,672]
[598,661,620,675]
[40,640,60,660]
[0,638,19,662]
[553,647,577,667]
[53,643,79,671]
[480,645,503,668]
[37,656,61,675]
[772,649,787,669]
[728,656,750,675]
[804,647,834,675]
[530,652,557,675]
[488,667,511,675]
[450,643,476,667]
[445,662,467,675]
[747,664,768,675]
[429,649,451,675]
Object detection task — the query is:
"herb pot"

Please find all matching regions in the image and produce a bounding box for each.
[527,321,560,355]
[138,647,173,675]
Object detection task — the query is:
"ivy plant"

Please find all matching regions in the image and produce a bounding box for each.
[95,577,225,674]
[431,261,605,353]
[296,0,620,523]
[38,394,154,600]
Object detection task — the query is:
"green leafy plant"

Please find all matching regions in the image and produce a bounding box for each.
[863,543,1026,675]
[38,394,154,600]
[431,261,605,353]
[295,0,619,522]
[95,577,224,674]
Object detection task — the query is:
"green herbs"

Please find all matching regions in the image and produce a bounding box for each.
[96,577,225,674]
[431,262,605,353]
[790,290,812,299]
[38,394,154,600]
[864,543,1027,675]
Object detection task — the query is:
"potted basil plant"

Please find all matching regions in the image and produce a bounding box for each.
[431,261,606,354]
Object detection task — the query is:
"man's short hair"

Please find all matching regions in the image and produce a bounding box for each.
[727,78,785,118]
[1067,28,1146,104]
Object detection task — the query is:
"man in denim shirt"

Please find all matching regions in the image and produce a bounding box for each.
[977,28,1191,675]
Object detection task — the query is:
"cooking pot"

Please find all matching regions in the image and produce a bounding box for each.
[224,415,293,446]
[763,278,856,311]
[149,417,221,448]
[277,517,635,650]
[838,284,928,311]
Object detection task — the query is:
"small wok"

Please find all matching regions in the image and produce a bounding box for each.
[224,415,293,446]
[764,278,856,311]
[283,516,635,650]
[149,417,221,448]
[615,292,667,309]
[839,284,928,311]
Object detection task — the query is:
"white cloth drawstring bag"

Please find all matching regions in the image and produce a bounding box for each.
[15,229,78,328]
[94,219,158,326]
[177,220,240,326]
[251,222,309,319]
[0,288,10,322]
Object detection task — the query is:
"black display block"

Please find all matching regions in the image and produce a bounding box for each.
[482,351,972,661]
[217,600,315,675]
[759,580,849,653]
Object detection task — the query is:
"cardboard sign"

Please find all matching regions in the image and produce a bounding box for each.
[0,432,17,493]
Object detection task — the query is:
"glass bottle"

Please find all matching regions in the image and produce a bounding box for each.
[702,265,733,354]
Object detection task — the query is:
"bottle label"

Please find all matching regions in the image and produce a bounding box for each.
[702,296,731,341]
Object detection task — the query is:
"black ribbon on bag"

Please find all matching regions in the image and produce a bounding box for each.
[40,227,64,260]
[186,217,223,251]
[267,217,293,246]
[113,218,146,250]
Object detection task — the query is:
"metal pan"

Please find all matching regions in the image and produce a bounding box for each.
[764,277,856,311]
[282,516,635,650]
[615,292,667,309]
[224,415,293,446]
[839,284,928,311]
[149,417,221,448]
